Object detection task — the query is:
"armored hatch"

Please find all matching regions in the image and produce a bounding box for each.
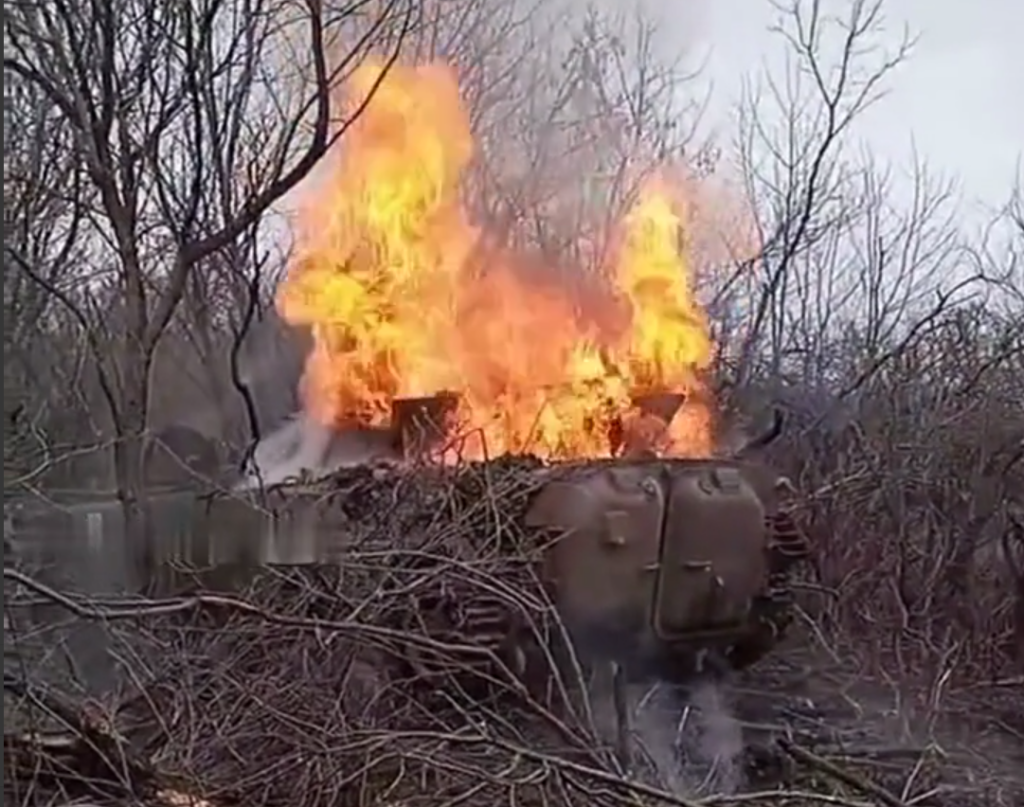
[524,455,804,679]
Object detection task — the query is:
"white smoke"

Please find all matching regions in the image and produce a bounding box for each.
[594,679,745,798]
[674,681,745,795]
[236,413,399,490]
[629,682,690,794]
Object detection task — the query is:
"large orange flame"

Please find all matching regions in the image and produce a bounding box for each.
[277,61,717,461]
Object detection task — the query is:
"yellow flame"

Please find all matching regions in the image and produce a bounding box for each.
[277,61,718,460]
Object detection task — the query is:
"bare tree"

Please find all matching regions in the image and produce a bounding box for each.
[459,3,712,262]
[3,0,416,537]
[703,0,1024,681]
[729,0,921,386]
[3,71,91,487]
[1003,165,1023,301]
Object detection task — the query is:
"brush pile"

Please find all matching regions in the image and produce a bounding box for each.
[6,456,1015,807]
[4,456,671,807]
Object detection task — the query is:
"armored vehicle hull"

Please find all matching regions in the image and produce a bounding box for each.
[202,453,808,690]
[522,456,808,681]
[197,397,809,688]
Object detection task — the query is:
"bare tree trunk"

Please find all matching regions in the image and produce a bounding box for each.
[113,336,152,565]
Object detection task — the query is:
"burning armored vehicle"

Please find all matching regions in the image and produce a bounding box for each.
[217,60,812,689]
[232,391,809,689]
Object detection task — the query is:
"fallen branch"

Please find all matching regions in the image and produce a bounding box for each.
[778,738,910,807]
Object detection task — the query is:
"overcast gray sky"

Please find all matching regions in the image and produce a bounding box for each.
[664,0,1022,225]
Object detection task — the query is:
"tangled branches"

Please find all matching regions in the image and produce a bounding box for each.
[3,456,683,806]
[5,455,1022,806]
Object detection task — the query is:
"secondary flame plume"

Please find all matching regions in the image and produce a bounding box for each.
[277,61,717,461]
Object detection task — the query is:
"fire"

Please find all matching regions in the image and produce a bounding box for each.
[277,61,717,461]
[612,179,715,456]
